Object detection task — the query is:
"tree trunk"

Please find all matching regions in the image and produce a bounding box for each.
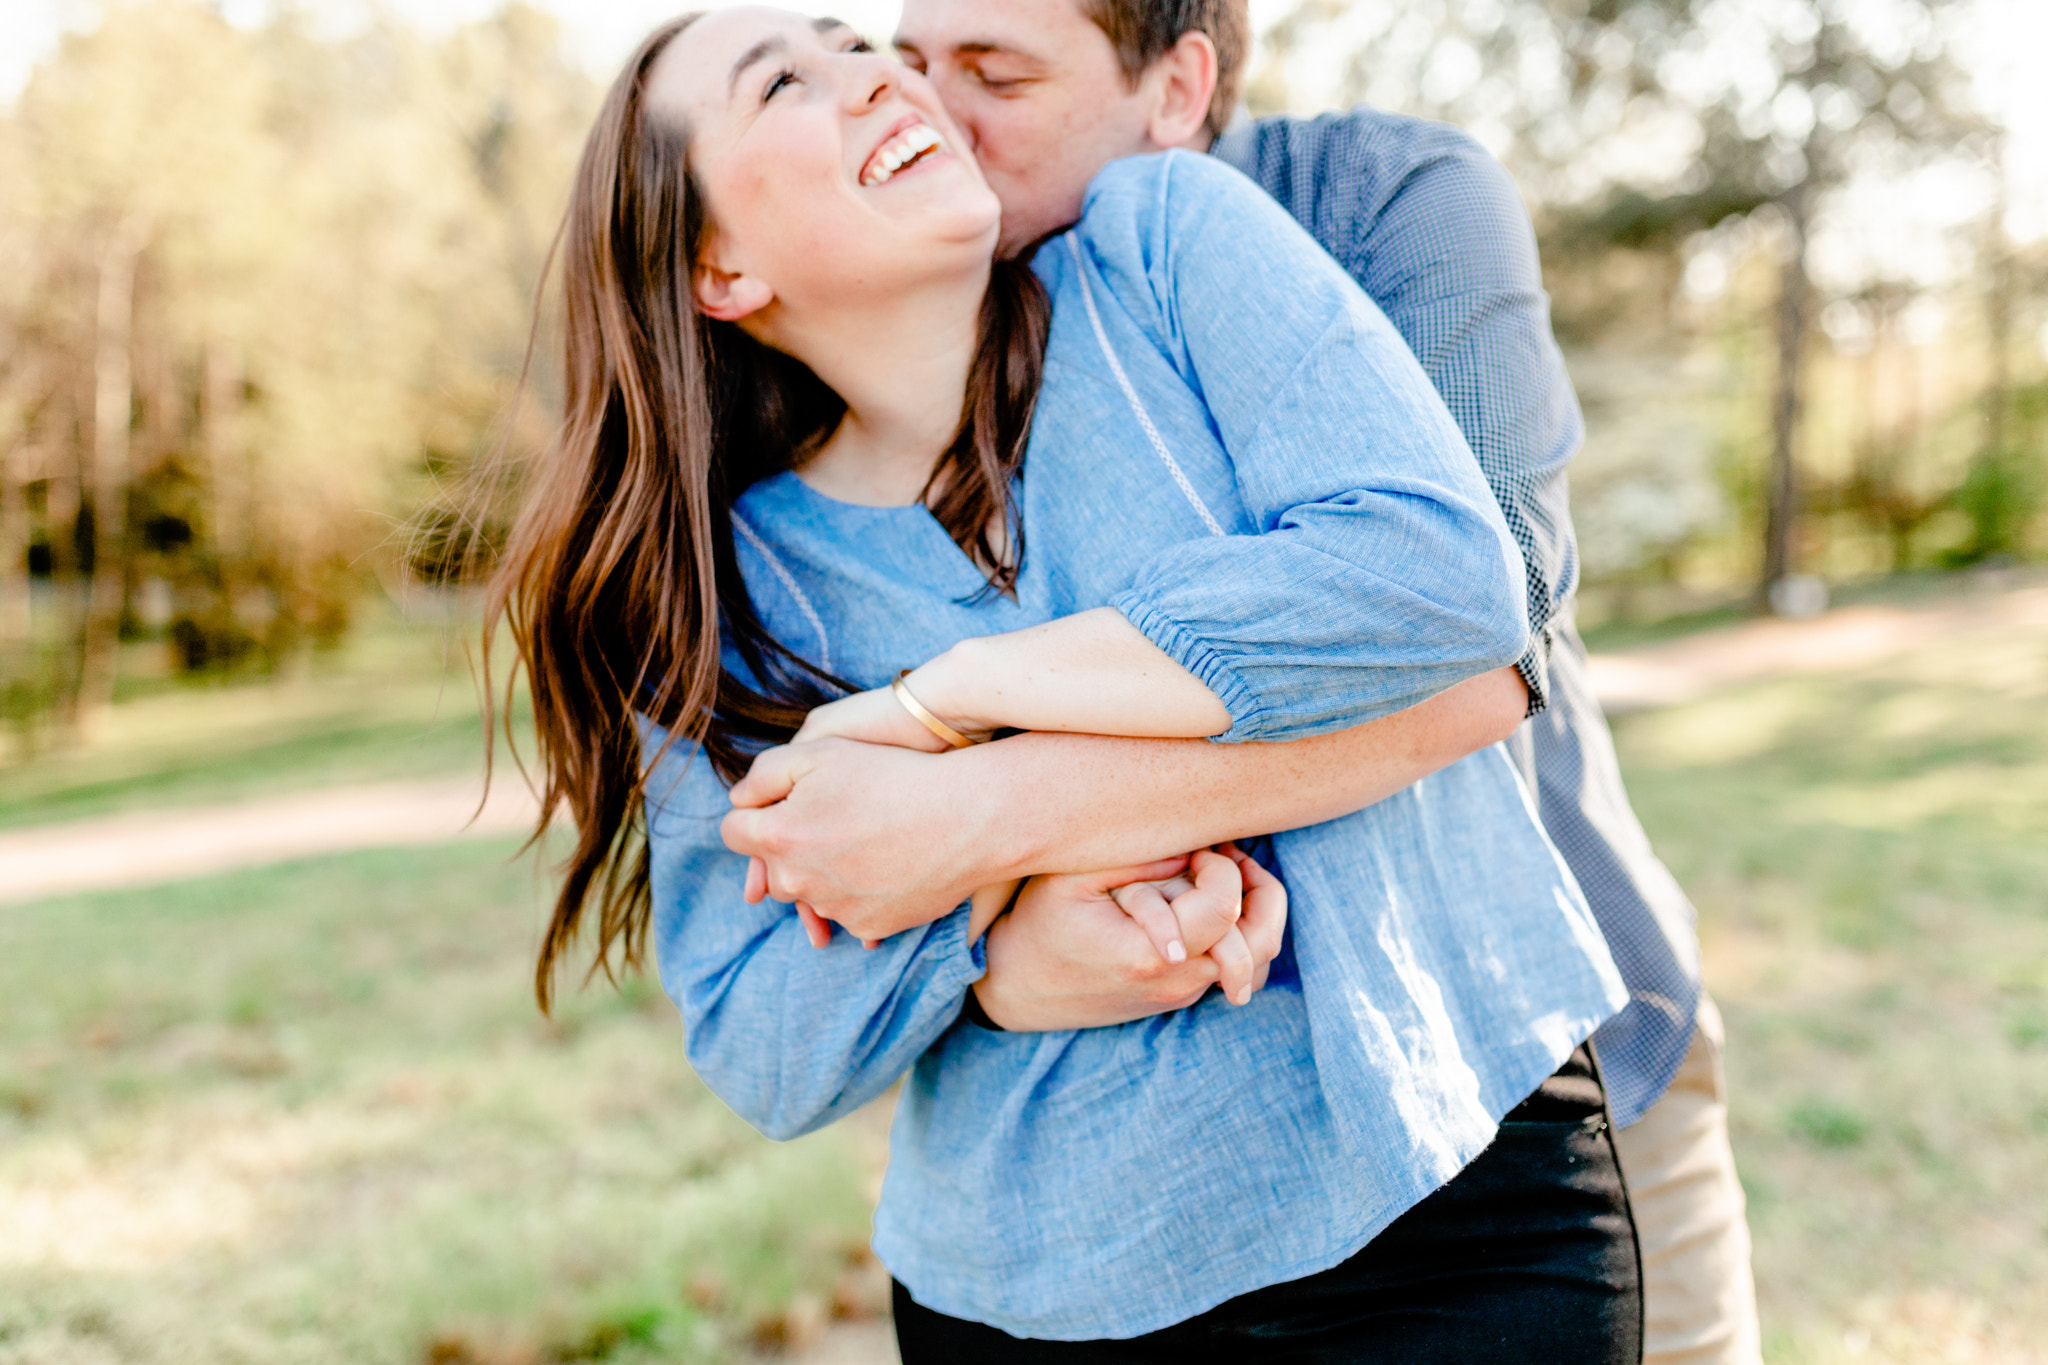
[1761,181,1811,607]
[1983,138,2011,467]
[76,223,147,720]
[1972,139,2015,555]
[203,336,246,570]
[0,443,31,642]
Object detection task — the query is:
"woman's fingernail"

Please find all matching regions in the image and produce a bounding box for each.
[1166,941,1186,963]
[1234,987,1251,1005]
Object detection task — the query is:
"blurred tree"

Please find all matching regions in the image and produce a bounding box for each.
[1957,131,2041,561]
[0,1,595,744]
[1254,0,1993,607]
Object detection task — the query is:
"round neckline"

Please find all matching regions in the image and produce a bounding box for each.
[745,469,1028,598]
[762,468,934,516]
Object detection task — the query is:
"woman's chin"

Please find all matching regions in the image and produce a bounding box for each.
[875,179,1002,254]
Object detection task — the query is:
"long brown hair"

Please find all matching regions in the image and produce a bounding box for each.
[483,15,1050,1010]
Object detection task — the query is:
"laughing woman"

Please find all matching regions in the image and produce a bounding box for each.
[488,9,1639,1361]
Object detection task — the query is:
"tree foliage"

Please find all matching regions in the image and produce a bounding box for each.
[1255,0,2032,604]
[0,1,594,742]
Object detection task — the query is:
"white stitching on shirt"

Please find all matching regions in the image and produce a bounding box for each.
[1067,234,1226,539]
[732,511,833,674]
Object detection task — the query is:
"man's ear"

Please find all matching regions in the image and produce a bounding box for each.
[1144,32,1219,151]
[694,257,775,322]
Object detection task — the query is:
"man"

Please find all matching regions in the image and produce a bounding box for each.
[724,1,1759,1359]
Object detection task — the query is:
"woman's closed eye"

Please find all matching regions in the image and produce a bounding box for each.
[762,40,875,102]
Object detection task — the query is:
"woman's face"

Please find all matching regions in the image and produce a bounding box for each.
[648,7,1002,326]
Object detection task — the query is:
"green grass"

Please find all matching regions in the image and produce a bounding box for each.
[1613,607,2048,1363]
[0,843,880,1365]
[0,605,522,830]
[7,578,2046,1363]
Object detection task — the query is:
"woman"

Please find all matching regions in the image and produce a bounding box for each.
[487,8,1638,1360]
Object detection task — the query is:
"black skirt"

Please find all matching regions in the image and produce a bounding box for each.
[893,1044,1643,1364]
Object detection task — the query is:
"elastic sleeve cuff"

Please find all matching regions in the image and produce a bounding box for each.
[927,899,991,994]
[1111,593,1274,743]
[1514,629,1553,717]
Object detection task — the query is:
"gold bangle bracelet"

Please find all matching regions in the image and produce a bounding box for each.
[891,670,987,750]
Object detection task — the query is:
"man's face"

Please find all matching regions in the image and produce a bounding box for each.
[894,0,1159,256]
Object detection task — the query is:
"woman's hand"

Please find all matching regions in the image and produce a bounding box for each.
[790,685,953,752]
[971,844,1287,1032]
[970,844,1287,1030]
[1101,849,1252,1001]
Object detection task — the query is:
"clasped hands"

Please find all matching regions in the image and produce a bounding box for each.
[720,682,1288,1030]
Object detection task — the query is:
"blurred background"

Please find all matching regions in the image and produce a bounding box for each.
[0,0,2043,1362]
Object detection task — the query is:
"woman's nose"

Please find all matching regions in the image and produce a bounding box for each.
[841,50,899,112]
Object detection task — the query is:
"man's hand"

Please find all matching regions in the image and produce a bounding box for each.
[725,670,1527,947]
[975,843,1287,1031]
[724,738,998,941]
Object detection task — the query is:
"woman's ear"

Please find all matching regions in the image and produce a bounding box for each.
[695,259,775,322]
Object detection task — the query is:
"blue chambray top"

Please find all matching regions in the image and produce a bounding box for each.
[1213,110,1704,1124]
[641,152,1626,1341]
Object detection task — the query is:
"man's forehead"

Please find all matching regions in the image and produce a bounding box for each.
[895,0,1092,57]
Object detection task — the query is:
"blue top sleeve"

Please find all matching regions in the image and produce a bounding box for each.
[1084,152,1531,742]
[1213,112,1585,712]
[639,720,987,1141]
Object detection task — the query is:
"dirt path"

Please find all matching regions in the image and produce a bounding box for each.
[0,776,539,906]
[6,579,2042,907]
[1585,579,2048,711]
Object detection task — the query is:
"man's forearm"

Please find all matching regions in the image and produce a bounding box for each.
[959,665,1527,885]
[723,665,1526,935]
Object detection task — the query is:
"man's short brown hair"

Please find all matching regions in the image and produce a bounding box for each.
[1081,0,1250,139]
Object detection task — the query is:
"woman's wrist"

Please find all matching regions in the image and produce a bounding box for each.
[903,638,1002,736]
[967,877,1023,941]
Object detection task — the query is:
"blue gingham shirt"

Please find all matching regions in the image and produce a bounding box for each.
[1215,109,1704,1125]
[643,153,1625,1340]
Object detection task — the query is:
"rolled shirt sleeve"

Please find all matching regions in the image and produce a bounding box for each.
[1082,153,1530,742]
[1214,113,1586,715]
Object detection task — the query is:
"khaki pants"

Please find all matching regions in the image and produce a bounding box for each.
[1610,998,1763,1365]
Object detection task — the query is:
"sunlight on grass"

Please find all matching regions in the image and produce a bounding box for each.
[1614,617,2048,1364]
[0,842,883,1364]
[7,585,2045,1363]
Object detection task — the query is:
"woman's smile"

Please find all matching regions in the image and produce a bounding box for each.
[861,118,947,187]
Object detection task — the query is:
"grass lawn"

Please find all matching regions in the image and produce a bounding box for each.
[0,842,883,1365]
[4,580,2043,1364]
[0,602,517,830]
[1614,605,2048,1363]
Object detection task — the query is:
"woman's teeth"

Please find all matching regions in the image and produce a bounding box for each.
[862,124,944,187]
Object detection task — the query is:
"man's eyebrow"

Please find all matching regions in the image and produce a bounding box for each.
[727,35,789,98]
[951,41,1050,67]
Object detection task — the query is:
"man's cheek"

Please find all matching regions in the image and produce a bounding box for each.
[977,105,1047,171]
